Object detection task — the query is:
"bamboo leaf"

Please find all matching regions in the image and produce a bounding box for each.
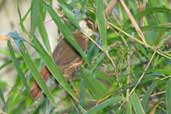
[95,0,107,49]
[86,96,122,114]
[142,82,156,112]
[30,0,41,33]
[166,78,171,114]
[59,1,79,28]
[130,92,145,114]
[38,2,51,52]
[38,21,51,52]
[8,32,55,105]
[45,3,88,63]
[84,72,107,99]
[0,88,5,104]
[31,35,78,102]
[7,41,29,90]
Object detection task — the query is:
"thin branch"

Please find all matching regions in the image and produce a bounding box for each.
[108,22,171,60]
[105,0,118,17]
[119,0,147,46]
[108,22,149,47]
[82,32,117,75]
[151,91,165,98]
[129,50,157,96]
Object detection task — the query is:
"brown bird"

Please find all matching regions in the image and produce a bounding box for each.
[31,19,94,99]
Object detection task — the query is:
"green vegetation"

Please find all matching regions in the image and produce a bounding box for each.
[0,0,171,114]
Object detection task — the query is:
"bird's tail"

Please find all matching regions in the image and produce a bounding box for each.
[31,67,51,99]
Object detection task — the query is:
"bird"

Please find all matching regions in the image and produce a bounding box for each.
[31,19,94,99]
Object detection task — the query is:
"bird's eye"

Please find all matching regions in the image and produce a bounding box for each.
[86,20,94,30]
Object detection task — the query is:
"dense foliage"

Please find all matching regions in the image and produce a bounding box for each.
[0,0,171,114]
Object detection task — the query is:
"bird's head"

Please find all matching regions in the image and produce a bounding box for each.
[79,19,95,37]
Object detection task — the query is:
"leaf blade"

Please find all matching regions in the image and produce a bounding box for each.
[130,92,145,114]
[45,3,88,63]
[95,0,107,49]
[8,32,55,105]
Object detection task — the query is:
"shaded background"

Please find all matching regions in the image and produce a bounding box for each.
[0,0,58,96]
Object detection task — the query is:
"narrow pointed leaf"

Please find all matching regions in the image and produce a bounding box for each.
[30,0,41,33]
[7,41,29,90]
[130,92,145,114]
[46,3,88,63]
[86,96,122,114]
[31,35,78,102]
[8,32,55,105]
[95,0,107,49]
[166,78,171,114]
[59,2,79,28]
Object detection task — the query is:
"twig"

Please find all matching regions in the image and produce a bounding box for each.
[129,50,157,96]
[151,91,165,98]
[82,32,117,74]
[108,22,171,60]
[119,49,157,109]
[105,0,118,17]
[119,0,147,46]
[108,22,149,47]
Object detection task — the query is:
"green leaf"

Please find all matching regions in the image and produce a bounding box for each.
[30,0,41,33]
[95,0,107,49]
[31,0,51,51]
[38,2,51,52]
[38,21,51,52]
[79,78,86,106]
[45,3,88,63]
[17,0,30,32]
[85,73,107,99]
[86,96,122,114]
[59,1,80,28]
[31,35,78,102]
[7,41,29,90]
[91,53,105,72]
[130,92,145,114]
[0,88,5,104]
[126,101,132,114]
[138,7,171,19]
[8,32,55,105]
[0,60,12,70]
[142,82,156,112]
[166,78,171,114]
